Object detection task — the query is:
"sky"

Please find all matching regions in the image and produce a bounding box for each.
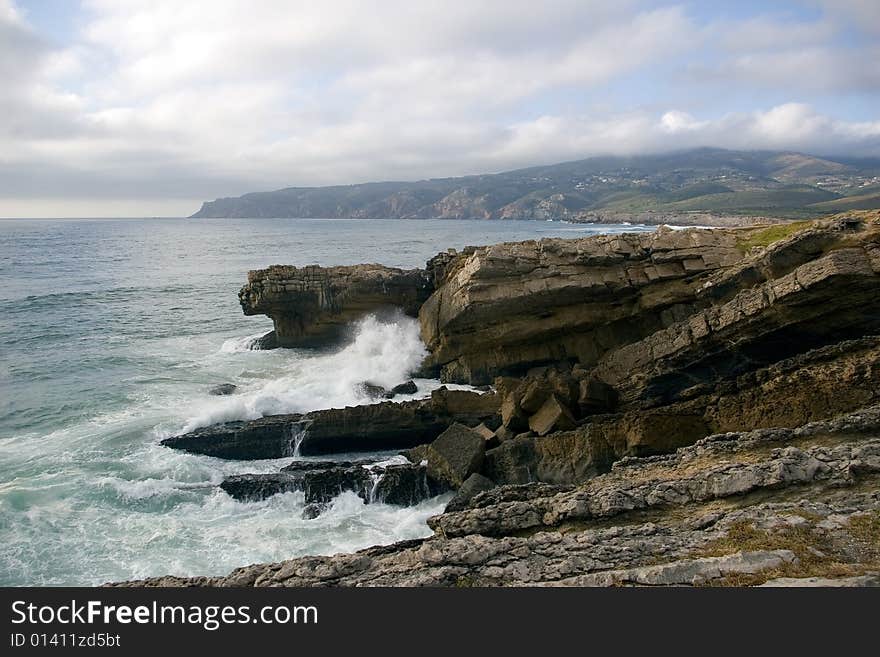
[1,0,879,217]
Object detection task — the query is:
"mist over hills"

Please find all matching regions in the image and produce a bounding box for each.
[191,148,880,221]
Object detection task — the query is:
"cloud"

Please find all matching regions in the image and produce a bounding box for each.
[1,0,879,217]
[812,0,880,35]
[694,46,880,94]
[491,104,880,168]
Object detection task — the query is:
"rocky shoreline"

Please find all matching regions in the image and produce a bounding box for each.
[121,211,880,586]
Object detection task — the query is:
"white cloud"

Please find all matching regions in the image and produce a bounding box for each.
[660,111,708,133]
[1,0,879,217]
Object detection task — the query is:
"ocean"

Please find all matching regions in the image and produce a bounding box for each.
[0,217,653,585]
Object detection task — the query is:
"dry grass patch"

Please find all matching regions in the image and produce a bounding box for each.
[695,511,880,586]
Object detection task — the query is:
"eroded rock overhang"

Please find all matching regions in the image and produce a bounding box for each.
[239,263,433,347]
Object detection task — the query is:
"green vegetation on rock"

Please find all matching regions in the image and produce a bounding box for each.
[735,220,813,252]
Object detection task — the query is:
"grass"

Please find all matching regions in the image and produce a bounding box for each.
[735,220,813,252]
[694,511,880,586]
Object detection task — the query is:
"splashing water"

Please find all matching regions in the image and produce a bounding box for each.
[171,312,432,435]
[0,217,652,586]
[0,313,452,586]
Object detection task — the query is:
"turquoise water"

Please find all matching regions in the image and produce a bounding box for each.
[0,217,651,585]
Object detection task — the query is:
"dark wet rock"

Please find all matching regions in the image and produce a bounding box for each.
[298,401,451,455]
[222,458,443,511]
[281,459,378,473]
[251,330,278,350]
[161,415,304,460]
[220,473,299,501]
[301,503,327,520]
[358,382,388,399]
[372,463,436,506]
[302,466,373,503]
[220,463,372,504]
[163,391,500,460]
[384,380,418,398]
[209,383,238,396]
[445,473,496,513]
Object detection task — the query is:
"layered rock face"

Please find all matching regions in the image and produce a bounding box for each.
[420,216,880,384]
[122,406,880,587]
[146,212,880,586]
[239,263,431,347]
[161,389,500,459]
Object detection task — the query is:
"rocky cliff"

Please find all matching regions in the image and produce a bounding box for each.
[240,263,430,347]
[142,210,880,587]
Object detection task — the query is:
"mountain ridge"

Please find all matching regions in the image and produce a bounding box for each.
[191,147,880,221]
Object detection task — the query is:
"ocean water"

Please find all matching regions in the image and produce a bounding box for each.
[0,217,652,586]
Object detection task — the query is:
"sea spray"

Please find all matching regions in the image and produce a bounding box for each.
[0,216,645,586]
[178,311,430,434]
[287,423,310,457]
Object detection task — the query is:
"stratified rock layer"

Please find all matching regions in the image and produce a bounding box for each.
[142,212,880,587]
[120,405,880,587]
[239,264,431,347]
[161,391,500,459]
[420,216,880,383]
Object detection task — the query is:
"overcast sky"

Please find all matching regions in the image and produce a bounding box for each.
[2,0,879,217]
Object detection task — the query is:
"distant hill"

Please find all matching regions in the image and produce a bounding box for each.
[191,148,880,221]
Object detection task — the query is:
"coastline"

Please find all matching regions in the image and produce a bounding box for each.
[117,210,880,587]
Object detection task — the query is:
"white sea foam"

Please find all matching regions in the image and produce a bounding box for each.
[219,332,269,353]
[175,312,442,433]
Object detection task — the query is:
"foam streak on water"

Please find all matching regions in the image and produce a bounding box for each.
[0,313,451,586]
[0,217,653,585]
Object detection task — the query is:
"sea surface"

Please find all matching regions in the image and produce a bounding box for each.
[0,217,653,585]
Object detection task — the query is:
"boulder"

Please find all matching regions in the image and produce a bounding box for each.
[301,503,327,520]
[519,379,552,414]
[372,464,436,505]
[483,427,615,485]
[209,383,238,396]
[528,395,577,436]
[445,473,496,513]
[401,444,429,465]
[385,380,419,398]
[219,473,299,501]
[430,387,501,424]
[425,423,486,489]
[358,382,388,398]
[501,394,529,432]
[219,464,373,504]
[472,423,496,441]
[494,426,515,443]
[251,330,278,350]
[578,377,618,414]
